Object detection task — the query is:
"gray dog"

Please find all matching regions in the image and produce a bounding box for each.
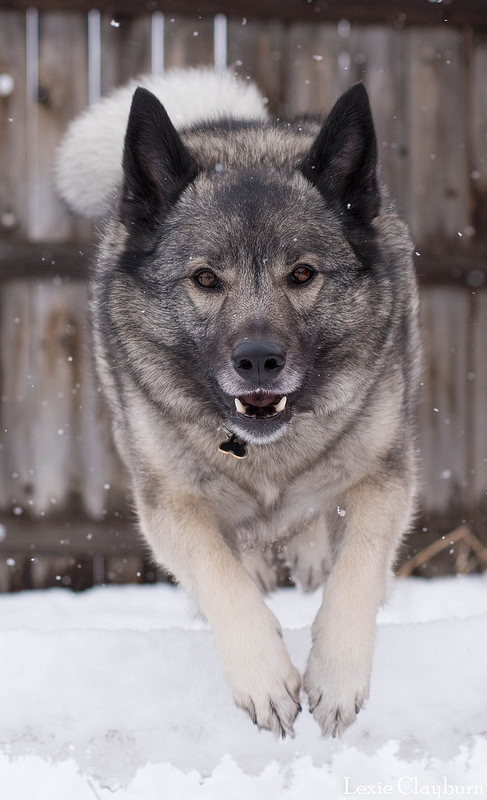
[57,68,420,738]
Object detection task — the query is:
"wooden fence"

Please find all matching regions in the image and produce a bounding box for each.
[0,0,486,589]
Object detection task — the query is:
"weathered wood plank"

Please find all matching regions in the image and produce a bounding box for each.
[0,279,129,517]
[27,11,91,241]
[0,10,28,241]
[0,516,171,591]
[0,515,138,555]
[227,17,285,116]
[418,286,470,518]
[285,22,409,213]
[100,13,152,94]
[465,28,487,530]
[1,1,487,28]
[414,253,487,288]
[163,15,214,69]
[469,291,487,525]
[2,242,486,287]
[405,27,471,251]
[471,32,487,253]
[347,24,409,215]
[0,282,36,512]
[283,22,350,117]
[0,241,94,279]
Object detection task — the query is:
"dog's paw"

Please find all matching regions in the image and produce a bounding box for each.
[233,654,302,738]
[304,646,370,737]
[285,522,331,592]
[217,614,302,737]
[305,675,368,738]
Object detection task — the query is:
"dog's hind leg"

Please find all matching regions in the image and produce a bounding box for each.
[240,546,278,593]
[284,515,332,593]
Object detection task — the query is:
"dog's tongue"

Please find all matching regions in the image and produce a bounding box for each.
[240,392,281,408]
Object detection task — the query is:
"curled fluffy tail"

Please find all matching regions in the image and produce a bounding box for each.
[55,68,268,218]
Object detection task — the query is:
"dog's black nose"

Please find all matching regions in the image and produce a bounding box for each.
[232,340,286,383]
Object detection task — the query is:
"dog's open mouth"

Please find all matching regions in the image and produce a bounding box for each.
[234,392,287,419]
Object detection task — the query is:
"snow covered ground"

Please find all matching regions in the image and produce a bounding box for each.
[0,574,486,799]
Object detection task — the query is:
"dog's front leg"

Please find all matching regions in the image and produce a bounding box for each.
[135,488,302,737]
[304,476,413,737]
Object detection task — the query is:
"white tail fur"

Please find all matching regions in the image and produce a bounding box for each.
[55,68,268,218]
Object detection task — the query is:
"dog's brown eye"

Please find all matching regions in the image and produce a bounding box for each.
[290,264,314,285]
[194,269,219,289]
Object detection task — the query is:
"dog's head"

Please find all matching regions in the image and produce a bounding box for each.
[111,82,402,445]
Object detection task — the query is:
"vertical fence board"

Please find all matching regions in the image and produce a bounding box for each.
[471,32,487,250]
[418,286,470,517]
[0,280,128,519]
[30,12,90,242]
[470,291,487,524]
[282,23,410,217]
[151,12,165,75]
[100,14,152,95]
[347,25,409,216]
[163,15,214,69]
[0,561,8,593]
[405,27,470,251]
[1,281,86,515]
[0,283,34,513]
[0,10,28,241]
[283,22,351,117]
[75,352,129,521]
[227,18,285,115]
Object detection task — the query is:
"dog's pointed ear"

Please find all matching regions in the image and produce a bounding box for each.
[120,87,198,250]
[301,83,380,225]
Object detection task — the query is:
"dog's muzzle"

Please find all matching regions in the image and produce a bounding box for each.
[231,339,288,422]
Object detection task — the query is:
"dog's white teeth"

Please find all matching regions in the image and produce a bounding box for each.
[274,396,287,413]
[235,397,247,414]
[234,395,287,416]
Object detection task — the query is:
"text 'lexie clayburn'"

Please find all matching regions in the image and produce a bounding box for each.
[344,776,485,798]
